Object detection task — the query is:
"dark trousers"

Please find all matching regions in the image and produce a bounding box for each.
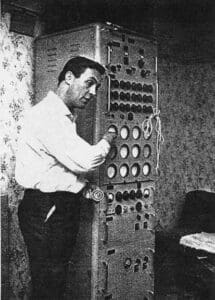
[18,189,81,300]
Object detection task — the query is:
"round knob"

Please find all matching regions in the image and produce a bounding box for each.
[120,92,125,101]
[125,81,131,90]
[142,95,148,103]
[125,104,131,112]
[113,91,119,100]
[131,93,136,102]
[120,80,126,89]
[138,59,145,69]
[132,82,137,91]
[148,85,153,93]
[111,80,119,89]
[127,112,133,121]
[115,205,122,215]
[119,103,126,112]
[123,191,129,201]
[136,189,143,199]
[129,190,136,200]
[116,191,122,202]
[142,84,147,92]
[137,105,142,113]
[137,83,142,92]
[110,65,117,73]
[110,103,119,111]
[146,95,153,103]
[136,202,142,212]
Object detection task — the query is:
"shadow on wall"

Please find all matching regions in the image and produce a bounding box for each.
[0,13,34,299]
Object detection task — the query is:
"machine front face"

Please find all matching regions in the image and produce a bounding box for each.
[99,25,157,187]
[35,23,157,300]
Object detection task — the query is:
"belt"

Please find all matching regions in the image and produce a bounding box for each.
[25,188,82,197]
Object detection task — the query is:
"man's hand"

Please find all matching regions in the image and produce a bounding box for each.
[102,131,117,145]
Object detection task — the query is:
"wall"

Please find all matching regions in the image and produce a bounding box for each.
[154,20,215,230]
[0,14,34,299]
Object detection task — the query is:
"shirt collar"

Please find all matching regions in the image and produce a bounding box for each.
[46,91,77,121]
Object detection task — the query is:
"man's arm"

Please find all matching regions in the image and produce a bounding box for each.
[36,115,115,173]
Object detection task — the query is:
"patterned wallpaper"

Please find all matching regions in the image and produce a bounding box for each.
[153,20,215,230]
[155,60,215,230]
[0,14,34,299]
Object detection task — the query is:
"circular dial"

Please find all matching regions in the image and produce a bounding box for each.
[119,164,129,178]
[120,126,129,140]
[132,126,141,140]
[132,144,140,158]
[143,144,151,158]
[108,125,118,135]
[120,145,129,158]
[107,164,117,179]
[131,163,140,177]
[142,163,151,176]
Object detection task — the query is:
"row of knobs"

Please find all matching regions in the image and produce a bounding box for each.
[108,189,150,203]
[111,91,153,103]
[111,80,153,93]
[115,201,144,215]
[115,189,143,201]
[110,103,153,114]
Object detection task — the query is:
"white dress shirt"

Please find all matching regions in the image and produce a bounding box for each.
[15,91,110,193]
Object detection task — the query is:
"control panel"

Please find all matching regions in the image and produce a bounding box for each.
[100,28,157,186]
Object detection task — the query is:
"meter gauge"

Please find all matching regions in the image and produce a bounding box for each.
[108,125,118,135]
[120,144,129,159]
[132,126,141,140]
[120,126,129,140]
[107,164,117,179]
[131,144,140,158]
[119,164,129,178]
[109,146,117,160]
[142,163,151,176]
[143,188,150,198]
[131,163,140,177]
[143,144,151,158]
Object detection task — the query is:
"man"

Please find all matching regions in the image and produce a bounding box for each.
[15,56,116,299]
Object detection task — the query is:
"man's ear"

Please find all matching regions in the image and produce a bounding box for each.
[65,71,75,85]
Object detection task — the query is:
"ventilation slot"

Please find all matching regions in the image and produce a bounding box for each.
[107,249,115,255]
[47,47,57,73]
[70,43,80,56]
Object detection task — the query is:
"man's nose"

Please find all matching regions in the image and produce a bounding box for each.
[89,85,97,96]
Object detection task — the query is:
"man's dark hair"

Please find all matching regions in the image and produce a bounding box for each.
[58,56,106,85]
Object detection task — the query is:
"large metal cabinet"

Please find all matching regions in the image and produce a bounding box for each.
[35,23,157,300]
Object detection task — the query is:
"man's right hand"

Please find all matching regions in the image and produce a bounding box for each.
[102,131,117,145]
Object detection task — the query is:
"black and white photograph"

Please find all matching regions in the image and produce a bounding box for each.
[1,0,215,299]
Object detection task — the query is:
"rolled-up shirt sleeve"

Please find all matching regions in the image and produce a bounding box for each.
[36,114,111,174]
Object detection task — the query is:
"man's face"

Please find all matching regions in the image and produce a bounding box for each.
[65,68,102,110]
